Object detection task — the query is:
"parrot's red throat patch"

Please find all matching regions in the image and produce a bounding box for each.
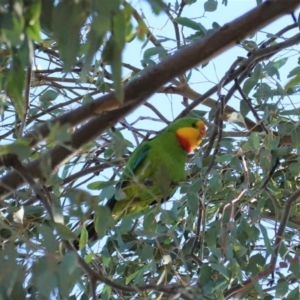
[176,134,194,152]
[176,127,204,153]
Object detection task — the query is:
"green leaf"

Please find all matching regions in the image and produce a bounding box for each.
[143,47,168,59]
[186,192,198,213]
[38,223,58,253]
[272,57,289,69]
[264,134,279,150]
[289,162,300,176]
[187,109,207,118]
[143,210,157,231]
[7,54,26,121]
[248,225,260,242]
[114,189,127,201]
[40,89,59,103]
[199,264,213,285]
[253,83,272,100]
[287,66,300,78]
[248,132,260,149]
[82,0,120,71]
[252,63,262,81]
[258,223,273,254]
[204,0,218,12]
[172,17,202,31]
[193,152,203,168]
[147,0,167,14]
[52,1,88,70]
[137,243,153,261]
[291,127,300,145]
[94,206,115,238]
[230,156,243,172]
[101,248,112,267]
[286,287,300,300]
[240,98,250,116]
[285,73,300,89]
[216,154,233,163]
[102,23,125,101]
[243,78,257,95]
[141,57,156,67]
[58,252,78,298]
[79,226,88,250]
[110,129,133,157]
[259,149,272,173]
[36,269,58,298]
[84,252,94,264]
[82,28,105,73]
[157,162,172,199]
[277,122,294,136]
[25,0,41,41]
[0,139,32,160]
[279,108,300,116]
[48,123,71,144]
[189,178,203,194]
[205,226,218,248]
[1,9,25,46]
[99,185,116,200]
[87,181,116,190]
[263,58,288,80]
[55,223,78,240]
[112,10,126,101]
[102,285,112,300]
[209,173,222,191]
[242,40,257,51]
[289,255,300,279]
[8,205,45,219]
[82,94,94,104]
[275,278,289,298]
[247,254,265,275]
[125,266,147,284]
[210,263,229,279]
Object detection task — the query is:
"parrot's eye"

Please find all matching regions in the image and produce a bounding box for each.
[192,123,197,128]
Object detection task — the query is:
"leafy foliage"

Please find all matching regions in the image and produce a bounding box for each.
[0,0,300,299]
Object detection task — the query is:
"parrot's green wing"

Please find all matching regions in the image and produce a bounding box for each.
[106,141,151,211]
[120,141,152,183]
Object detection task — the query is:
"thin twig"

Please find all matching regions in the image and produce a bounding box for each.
[19,63,32,136]
[234,78,268,134]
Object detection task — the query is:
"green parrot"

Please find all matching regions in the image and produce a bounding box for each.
[76,117,206,247]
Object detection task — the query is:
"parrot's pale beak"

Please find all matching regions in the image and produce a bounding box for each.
[200,127,206,138]
[200,129,206,136]
[196,120,206,138]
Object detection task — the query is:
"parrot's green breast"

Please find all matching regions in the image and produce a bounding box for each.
[107,129,188,220]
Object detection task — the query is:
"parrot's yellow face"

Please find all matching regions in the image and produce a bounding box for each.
[176,120,206,152]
